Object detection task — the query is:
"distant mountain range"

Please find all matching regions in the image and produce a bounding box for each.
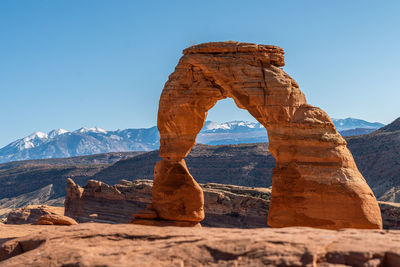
[0,118,385,163]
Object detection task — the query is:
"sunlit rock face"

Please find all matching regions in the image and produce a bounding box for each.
[152,41,382,229]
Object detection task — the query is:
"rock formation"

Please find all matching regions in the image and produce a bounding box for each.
[35,214,77,226]
[1,223,400,266]
[6,205,63,224]
[379,201,400,230]
[62,179,400,230]
[147,41,382,229]
[64,178,271,228]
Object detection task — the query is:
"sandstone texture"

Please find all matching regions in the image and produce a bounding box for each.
[152,41,382,229]
[63,179,400,230]
[35,214,77,225]
[0,223,399,266]
[379,201,400,230]
[65,178,270,228]
[6,205,64,224]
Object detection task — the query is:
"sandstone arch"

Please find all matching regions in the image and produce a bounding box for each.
[150,41,382,229]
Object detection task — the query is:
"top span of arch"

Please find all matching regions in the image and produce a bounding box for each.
[182,41,285,67]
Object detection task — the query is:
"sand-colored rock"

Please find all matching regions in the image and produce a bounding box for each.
[65,178,153,223]
[36,214,77,226]
[64,178,270,228]
[0,223,399,266]
[149,41,382,229]
[6,205,64,224]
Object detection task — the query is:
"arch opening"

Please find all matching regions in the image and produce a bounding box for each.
[196,97,268,146]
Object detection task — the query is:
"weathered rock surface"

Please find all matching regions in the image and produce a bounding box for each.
[64,179,400,230]
[152,41,381,229]
[35,214,77,225]
[379,201,400,230]
[6,205,63,224]
[0,223,399,266]
[65,178,271,228]
[65,178,152,224]
[0,184,64,219]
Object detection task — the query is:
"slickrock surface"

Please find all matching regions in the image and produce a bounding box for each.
[65,178,270,228]
[6,205,64,224]
[0,223,399,266]
[152,41,381,229]
[35,214,77,225]
[0,223,49,245]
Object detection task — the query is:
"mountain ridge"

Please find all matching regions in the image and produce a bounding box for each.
[0,118,385,163]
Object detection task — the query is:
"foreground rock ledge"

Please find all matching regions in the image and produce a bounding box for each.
[0,223,399,266]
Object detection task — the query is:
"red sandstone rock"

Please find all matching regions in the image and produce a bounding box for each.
[65,178,153,223]
[6,205,64,224]
[151,41,382,229]
[36,214,78,226]
[131,219,201,227]
[0,223,399,266]
[65,178,271,228]
[152,159,204,222]
[133,208,157,219]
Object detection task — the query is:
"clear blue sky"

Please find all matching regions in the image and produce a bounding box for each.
[1,0,399,147]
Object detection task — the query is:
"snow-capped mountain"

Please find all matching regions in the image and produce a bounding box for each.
[202,120,264,132]
[197,121,267,145]
[0,127,160,163]
[0,118,385,163]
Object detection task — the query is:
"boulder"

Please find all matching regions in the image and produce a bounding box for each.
[35,214,77,226]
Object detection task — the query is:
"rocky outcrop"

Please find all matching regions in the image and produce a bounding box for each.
[0,184,64,219]
[65,178,152,224]
[65,178,270,228]
[379,201,400,230]
[6,205,63,224]
[64,179,400,230]
[1,223,400,266]
[35,214,77,225]
[151,41,382,229]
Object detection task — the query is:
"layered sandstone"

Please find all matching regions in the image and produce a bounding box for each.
[379,201,400,230]
[64,178,270,228]
[35,214,77,226]
[150,41,382,229]
[6,205,64,225]
[62,179,400,229]
[1,223,400,266]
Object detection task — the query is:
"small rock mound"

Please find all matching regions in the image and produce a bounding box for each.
[36,214,78,226]
[6,205,64,224]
